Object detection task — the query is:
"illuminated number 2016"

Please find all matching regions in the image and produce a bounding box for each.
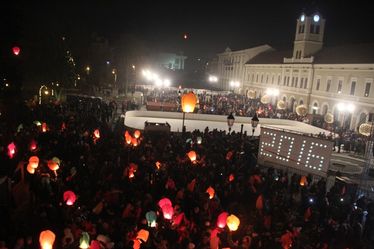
[297,140,328,171]
[260,131,277,158]
[275,135,295,162]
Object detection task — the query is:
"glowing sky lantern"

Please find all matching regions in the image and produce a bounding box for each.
[158,198,172,209]
[63,190,77,206]
[229,174,235,182]
[145,211,157,227]
[7,142,16,159]
[206,186,215,199]
[155,161,161,170]
[93,129,100,139]
[187,150,197,163]
[181,92,197,113]
[216,212,228,228]
[131,137,138,147]
[48,158,60,171]
[30,139,37,151]
[300,176,308,186]
[39,230,56,249]
[79,232,90,249]
[27,164,35,174]
[12,46,21,56]
[136,229,149,243]
[29,156,39,169]
[256,195,264,210]
[42,122,48,133]
[133,239,141,249]
[134,130,141,139]
[226,214,240,231]
[162,204,174,220]
[89,241,100,249]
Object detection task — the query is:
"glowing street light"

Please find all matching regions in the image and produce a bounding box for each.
[265,88,279,96]
[209,75,218,83]
[39,85,48,105]
[85,66,90,74]
[230,81,240,88]
[337,102,355,129]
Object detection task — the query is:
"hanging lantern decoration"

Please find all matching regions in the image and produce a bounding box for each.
[145,211,157,227]
[131,137,138,147]
[162,204,174,220]
[63,190,77,206]
[216,212,228,228]
[277,100,286,110]
[324,112,334,124]
[27,164,35,174]
[247,90,256,99]
[229,174,235,182]
[206,186,215,199]
[296,105,308,116]
[29,156,39,169]
[134,130,141,139]
[226,214,240,231]
[299,176,308,186]
[12,46,21,56]
[30,139,38,151]
[136,229,149,243]
[42,122,48,133]
[187,150,197,163]
[181,92,197,113]
[39,230,56,249]
[256,195,263,210]
[158,197,172,209]
[79,232,90,249]
[260,95,270,104]
[359,123,373,137]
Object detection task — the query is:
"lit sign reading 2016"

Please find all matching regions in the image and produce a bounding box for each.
[258,127,333,177]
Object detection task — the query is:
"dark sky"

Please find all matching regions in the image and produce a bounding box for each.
[3,0,374,58]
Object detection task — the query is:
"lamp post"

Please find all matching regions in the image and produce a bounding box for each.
[227,113,235,134]
[181,92,197,134]
[251,113,259,137]
[39,85,48,105]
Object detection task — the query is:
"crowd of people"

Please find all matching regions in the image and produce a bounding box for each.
[0,94,373,249]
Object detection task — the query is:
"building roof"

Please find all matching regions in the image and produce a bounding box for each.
[246,43,374,65]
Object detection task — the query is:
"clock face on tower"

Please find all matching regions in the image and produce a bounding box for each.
[300,14,305,22]
[313,14,320,22]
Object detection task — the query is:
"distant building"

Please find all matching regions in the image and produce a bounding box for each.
[214,12,374,130]
[156,53,187,70]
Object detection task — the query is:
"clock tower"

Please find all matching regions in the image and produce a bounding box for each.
[293,13,325,59]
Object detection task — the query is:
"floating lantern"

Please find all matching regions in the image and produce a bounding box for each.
[39,230,56,249]
[187,150,197,162]
[42,122,48,132]
[300,176,308,186]
[79,232,90,249]
[256,195,263,210]
[296,105,308,116]
[155,161,161,170]
[136,229,149,243]
[181,92,197,113]
[93,129,100,139]
[206,186,215,199]
[247,90,256,99]
[89,241,100,249]
[229,174,235,182]
[162,204,174,220]
[226,214,240,231]
[7,142,16,159]
[196,136,202,144]
[145,211,157,227]
[63,190,77,206]
[27,164,35,174]
[134,130,141,139]
[158,198,172,209]
[12,46,21,56]
[131,137,138,147]
[29,156,39,169]
[216,212,228,228]
[133,239,141,249]
[30,139,37,151]
[48,160,59,171]
[277,100,286,110]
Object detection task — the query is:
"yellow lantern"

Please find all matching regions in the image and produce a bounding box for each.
[226,214,240,231]
[260,95,270,104]
[359,123,373,136]
[277,100,286,110]
[247,90,256,99]
[324,112,334,124]
[296,105,308,116]
[39,230,56,249]
[181,92,197,113]
[206,186,215,199]
[79,232,90,249]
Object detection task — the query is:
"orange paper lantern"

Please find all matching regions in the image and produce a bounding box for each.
[216,212,228,228]
[226,214,240,231]
[27,164,35,174]
[206,186,215,199]
[63,190,77,206]
[181,92,197,113]
[155,161,161,170]
[134,130,141,139]
[42,122,48,133]
[131,137,138,147]
[48,160,59,171]
[136,229,149,243]
[187,150,197,162]
[300,176,308,186]
[29,156,39,169]
[39,230,56,249]
[93,129,100,139]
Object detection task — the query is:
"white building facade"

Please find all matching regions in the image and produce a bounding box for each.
[214,13,374,130]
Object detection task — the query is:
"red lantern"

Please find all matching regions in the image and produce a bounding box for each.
[229,174,235,182]
[7,142,16,159]
[30,139,38,151]
[216,212,228,228]
[39,230,56,249]
[42,122,48,133]
[29,156,39,169]
[12,46,21,56]
[63,190,77,206]
[162,204,174,220]
[131,137,138,147]
[94,129,100,139]
[206,186,215,199]
[134,130,141,139]
[158,197,172,209]
[187,150,197,163]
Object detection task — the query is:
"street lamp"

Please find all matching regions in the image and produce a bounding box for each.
[251,113,259,137]
[337,102,355,130]
[208,75,218,83]
[227,113,235,134]
[181,92,197,134]
[39,85,48,105]
[112,69,117,84]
